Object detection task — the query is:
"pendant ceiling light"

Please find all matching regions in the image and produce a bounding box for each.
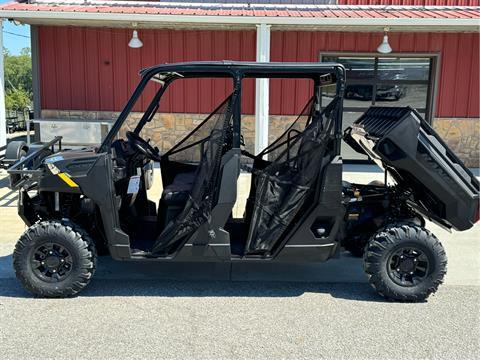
[377,27,392,54]
[128,23,143,48]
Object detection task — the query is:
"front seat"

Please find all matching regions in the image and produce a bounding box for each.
[158,172,196,230]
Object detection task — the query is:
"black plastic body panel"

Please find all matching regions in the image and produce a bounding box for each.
[275,156,344,262]
[345,107,479,231]
[171,149,240,261]
[15,148,131,260]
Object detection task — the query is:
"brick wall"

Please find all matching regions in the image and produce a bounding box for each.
[41,110,479,167]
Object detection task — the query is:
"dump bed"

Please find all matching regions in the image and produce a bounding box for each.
[345,107,479,231]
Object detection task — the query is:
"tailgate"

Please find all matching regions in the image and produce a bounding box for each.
[345,107,479,231]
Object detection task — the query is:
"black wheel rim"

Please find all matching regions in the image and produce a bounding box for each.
[30,242,73,282]
[387,246,430,287]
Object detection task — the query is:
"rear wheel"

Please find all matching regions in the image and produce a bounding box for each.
[363,223,447,302]
[13,221,97,297]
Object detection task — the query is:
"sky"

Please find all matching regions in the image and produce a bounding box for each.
[1,0,31,54]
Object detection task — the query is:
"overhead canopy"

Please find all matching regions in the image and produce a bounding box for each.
[0,0,479,32]
[141,61,345,79]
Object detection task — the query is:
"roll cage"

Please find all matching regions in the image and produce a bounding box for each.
[99,61,346,154]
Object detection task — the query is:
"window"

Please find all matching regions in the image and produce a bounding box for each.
[321,54,436,160]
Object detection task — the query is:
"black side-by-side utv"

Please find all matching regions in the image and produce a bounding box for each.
[6,62,479,300]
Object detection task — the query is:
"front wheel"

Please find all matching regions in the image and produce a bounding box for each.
[13,221,97,297]
[363,223,447,302]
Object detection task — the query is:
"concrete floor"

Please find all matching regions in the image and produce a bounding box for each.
[0,166,479,359]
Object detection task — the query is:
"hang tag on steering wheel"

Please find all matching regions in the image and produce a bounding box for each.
[127,175,141,194]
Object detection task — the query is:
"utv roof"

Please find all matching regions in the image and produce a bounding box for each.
[140,61,346,79]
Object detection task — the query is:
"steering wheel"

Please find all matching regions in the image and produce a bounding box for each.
[126,131,162,162]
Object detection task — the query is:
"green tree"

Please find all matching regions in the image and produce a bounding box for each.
[3,47,33,110]
[5,87,31,110]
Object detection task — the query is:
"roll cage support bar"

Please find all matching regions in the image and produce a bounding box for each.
[99,62,346,155]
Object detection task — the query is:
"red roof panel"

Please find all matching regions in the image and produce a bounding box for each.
[0,2,478,21]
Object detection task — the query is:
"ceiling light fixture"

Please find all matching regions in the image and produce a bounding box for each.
[377,27,392,54]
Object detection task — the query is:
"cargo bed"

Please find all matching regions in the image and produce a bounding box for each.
[345,107,479,231]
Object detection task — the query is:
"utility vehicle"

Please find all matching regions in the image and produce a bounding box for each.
[6,62,479,300]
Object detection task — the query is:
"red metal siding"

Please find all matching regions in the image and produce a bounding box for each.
[338,1,480,5]
[38,27,256,114]
[38,27,479,118]
[270,31,480,118]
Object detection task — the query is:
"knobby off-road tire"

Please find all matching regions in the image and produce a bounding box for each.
[13,220,97,297]
[363,223,447,302]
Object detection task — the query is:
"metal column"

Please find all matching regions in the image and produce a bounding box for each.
[0,20,6,150]
[30,25,41,143]
[254,23,270,156]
